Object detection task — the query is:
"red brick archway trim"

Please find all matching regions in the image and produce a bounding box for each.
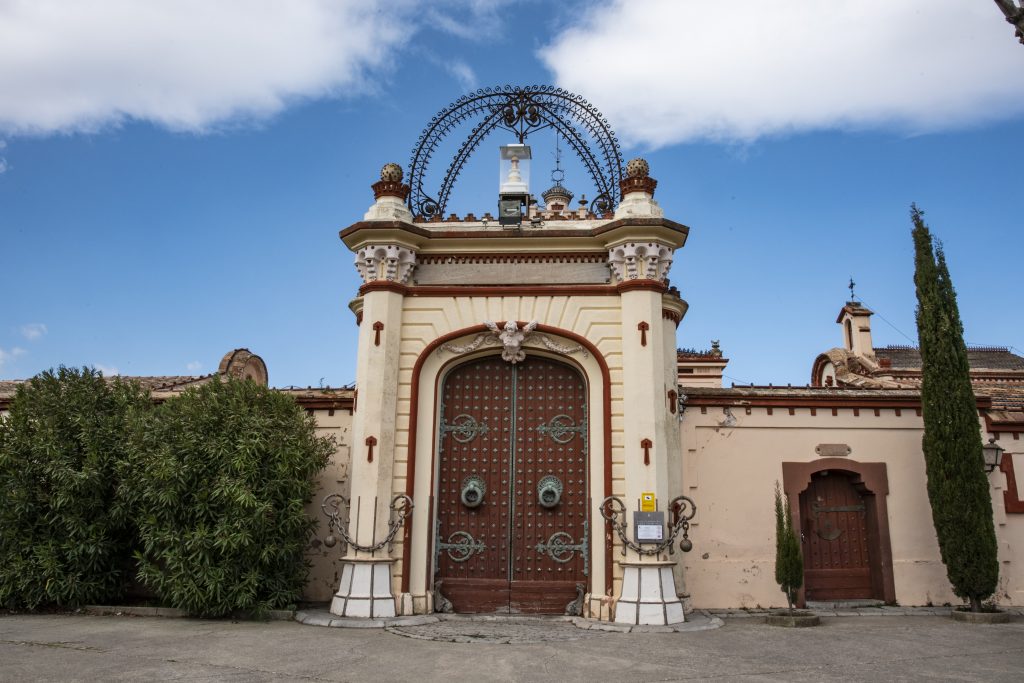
[782,458,896,607]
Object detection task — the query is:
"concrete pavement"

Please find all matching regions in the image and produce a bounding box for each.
[1,611,1022,682]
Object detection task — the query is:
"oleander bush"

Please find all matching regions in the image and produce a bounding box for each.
[0,367,149,609]
[127,378,333,617]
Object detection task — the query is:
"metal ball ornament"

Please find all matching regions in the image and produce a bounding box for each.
[380,163,404,183]
[679,537,693,553]
[323,535,337,548]
[625,157,650,178]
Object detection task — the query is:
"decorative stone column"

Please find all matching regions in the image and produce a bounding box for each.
[609,159,688,625]
[331,164,416,618]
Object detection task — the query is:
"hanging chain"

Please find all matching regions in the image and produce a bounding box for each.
[599,495,696,557]
[320,493,413,554]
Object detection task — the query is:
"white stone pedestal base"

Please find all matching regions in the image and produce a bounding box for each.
[614,561,685,625]
[330,558,396,619]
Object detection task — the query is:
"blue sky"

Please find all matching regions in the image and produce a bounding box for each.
[2,1,1022,388]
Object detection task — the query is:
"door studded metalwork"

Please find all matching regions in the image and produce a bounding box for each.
[435,519,488,565]
[440,414,489,443]
[435,355,589,613]
[534,520,589,576]
[537,414,586,444]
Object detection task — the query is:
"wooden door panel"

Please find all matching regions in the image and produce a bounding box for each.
[512,360,588,591]
[436,355,589,614]
[441,578,510,614]
[510,580,579,614]
[436,357,513,610]
[801,471,875,601]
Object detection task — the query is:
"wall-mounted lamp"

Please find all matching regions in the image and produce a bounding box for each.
[983,438,1005,474]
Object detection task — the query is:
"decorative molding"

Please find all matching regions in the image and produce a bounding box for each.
[354,244,417,284]
[417,252,607,265]
[486,320,537,363]
[531,334,589,358]
[436,320,589,363]
[437,333,497,356]
[608,242,673,282]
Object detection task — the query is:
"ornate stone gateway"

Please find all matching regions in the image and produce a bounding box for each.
[434,355,589,614]
[800,471,876,600]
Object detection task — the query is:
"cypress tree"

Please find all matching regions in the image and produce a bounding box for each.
[774,481,802,614]
[911,204,998,612]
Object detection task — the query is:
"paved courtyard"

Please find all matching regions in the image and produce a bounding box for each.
[1,611,1022,682]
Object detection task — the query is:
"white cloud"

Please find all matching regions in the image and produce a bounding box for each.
[186,361,203,373]
[0,347,26,371]
[0,0,414,135]
[540,1,1024,146]
[423,0,518,41]
[444,60,478,92]
[93,364,119,376]
[19,323,47,341]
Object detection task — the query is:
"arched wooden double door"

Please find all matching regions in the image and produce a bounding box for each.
[434,355,589,613]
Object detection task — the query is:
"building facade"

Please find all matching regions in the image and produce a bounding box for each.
[3,93,1022,623]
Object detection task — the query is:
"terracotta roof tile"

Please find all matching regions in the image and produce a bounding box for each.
[875,345,1024,372]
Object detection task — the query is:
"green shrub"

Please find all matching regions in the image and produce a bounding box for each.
[774,481,803,614]
[0,367,149,609]
[129,378,332,617]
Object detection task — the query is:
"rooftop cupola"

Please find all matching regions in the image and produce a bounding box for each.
[541,139,574,214]
[837,300,875,358]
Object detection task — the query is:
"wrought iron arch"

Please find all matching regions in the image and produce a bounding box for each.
[407,85,624,219]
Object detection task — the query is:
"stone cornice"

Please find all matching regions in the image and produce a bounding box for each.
[339,217,690,253]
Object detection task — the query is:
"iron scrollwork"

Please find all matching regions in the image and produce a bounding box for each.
[534,520,589,576]
[320,493,413,554]
[810,501,865,541]
[599,495,696,557]
[434,519,487,565]
[407,85,624,219]
[537,415,585,444]
[565,582,585,617]
[440,414,489,443]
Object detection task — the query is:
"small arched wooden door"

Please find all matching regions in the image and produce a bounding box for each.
[799,470,879,601]
[433,355,589,613]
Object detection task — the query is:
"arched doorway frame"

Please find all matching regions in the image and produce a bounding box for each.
[401,323,612,610]
[782,458,896,606]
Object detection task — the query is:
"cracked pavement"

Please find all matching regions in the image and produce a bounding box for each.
[1,612,1022,682]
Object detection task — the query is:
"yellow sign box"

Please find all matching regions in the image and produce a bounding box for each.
[640,492,656,512]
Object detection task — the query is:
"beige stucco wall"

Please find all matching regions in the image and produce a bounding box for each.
[302,407,353,602]
[680,405,1024,608]
[995,447,1024,605]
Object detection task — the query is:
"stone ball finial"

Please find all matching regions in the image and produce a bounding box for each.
[625,158,650,179]
[380,162,404,183]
